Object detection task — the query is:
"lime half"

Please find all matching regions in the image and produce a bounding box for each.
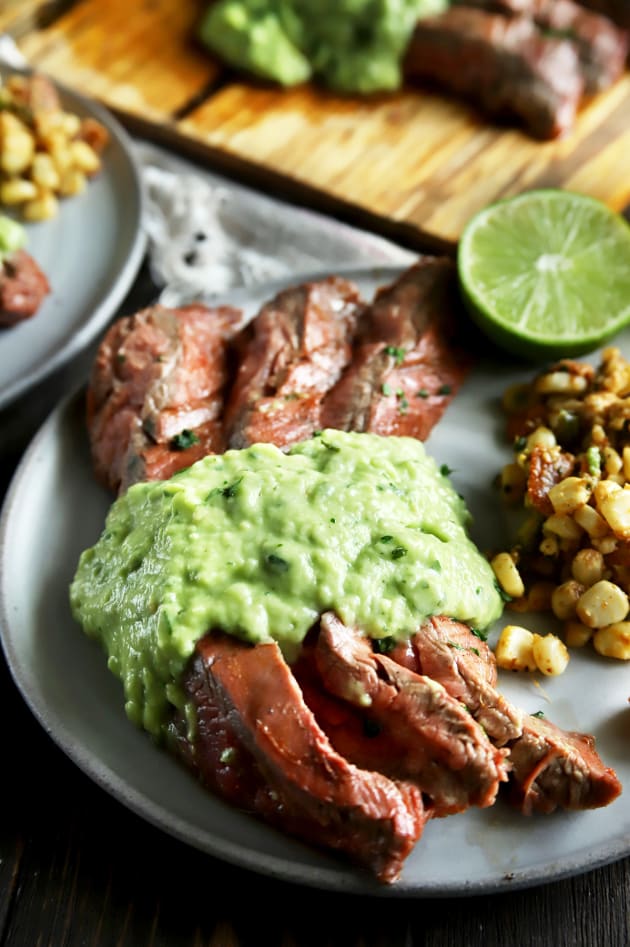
[457,190,630,361]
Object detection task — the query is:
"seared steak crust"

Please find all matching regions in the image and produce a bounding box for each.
[507,714,622,814]
[321,258,470,439]
[461,0,628,91]
[225,276,363,449]
[314,613,509,816]
[404,7,584,139]
[87,303,244,493]
[179,631,428,883]
[397,617,524,747]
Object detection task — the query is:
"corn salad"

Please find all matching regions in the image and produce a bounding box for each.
[492,347,630,672]
[0,72,108,221]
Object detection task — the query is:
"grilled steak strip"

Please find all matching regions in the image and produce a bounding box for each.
[459,0,628,91]
[0,249,50,327]
[178,631,428,883]
[388,617,620,813]
[224,276,364,450]
[391,617,524,747]
[314,613,509,816]
[87,303,245,493]
[403,7,584,139]
[507,714,622,814]
[320,258,471,440]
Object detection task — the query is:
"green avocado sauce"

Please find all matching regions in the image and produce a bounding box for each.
[198,0,449,94]
[70,430,502,738]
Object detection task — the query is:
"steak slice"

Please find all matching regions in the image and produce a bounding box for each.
[320,259,471,441]
[87,302,244,493]
[179,631,428,884]
[224,276,364,450]
[403,7,584,139]
[460,0,628,91]
[0,249,50,327]
[507,714,622,814]
[394,617,523,747]
[314,613,509,816]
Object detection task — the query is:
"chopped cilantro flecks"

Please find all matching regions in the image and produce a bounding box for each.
[384,345,406,365]
[170,429,200,451]
[382,382,392,396]
[438,383,452,395]
[380,535,393,543]
[265,553,289,573]
[531,710,546,719]
[391,546,407,560]
[447,640,465,651]
[440,464,453,477]
[206,478,243,501]
[513,435,527,452]
[373,636,396,654]
[416,388,429,399]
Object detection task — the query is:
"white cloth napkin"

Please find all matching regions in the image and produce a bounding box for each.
[135,142,416,307]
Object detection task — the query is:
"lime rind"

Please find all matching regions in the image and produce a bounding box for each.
[458,190,630,360]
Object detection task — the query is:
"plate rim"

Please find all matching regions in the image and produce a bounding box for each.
[0,64,147,410]
[1,266,629,899]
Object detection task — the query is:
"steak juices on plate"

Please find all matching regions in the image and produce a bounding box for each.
[70,261,621,883]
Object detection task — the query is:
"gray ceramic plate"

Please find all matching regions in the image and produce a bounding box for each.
[1,268,629,898]
[0,67,146,409]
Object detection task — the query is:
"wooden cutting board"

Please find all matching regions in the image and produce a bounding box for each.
[8,0,630,251]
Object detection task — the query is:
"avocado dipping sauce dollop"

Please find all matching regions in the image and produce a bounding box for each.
[198,0,449,93]
[70,430,503,738]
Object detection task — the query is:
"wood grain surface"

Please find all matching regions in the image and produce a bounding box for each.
[11,0,630,249]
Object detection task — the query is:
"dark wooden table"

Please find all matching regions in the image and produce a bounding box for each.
[1,252,629,947]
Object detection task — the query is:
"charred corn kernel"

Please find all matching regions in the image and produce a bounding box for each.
[539,534,559,557]
[0,177,37,204]
[593,622,630,660]
[527,581,555,612]
[0,113,34,174]
[593,479,621,511]
[58,167,86,196]
[576,579,629,628]
[592,534,618,555]
[22,189,58,221]
[60,111,81,137]
[495,625,537,671]
[571,548,606,587]
[547,477,591,516]
[532,633,570,676]
[543,513,582,541]
[603,447,623,476]
[598,488,630,540]
[526,426,556,451]
[500,462,527,503]
[69,139,100,174]
[574,504,609,539]
[31,152,60,190]
[551,580,585,621]
[507,581,555,614]
[491,552,525,599]
[48,139,73,175]
[564,620,593,648]
[534,371,588,396]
